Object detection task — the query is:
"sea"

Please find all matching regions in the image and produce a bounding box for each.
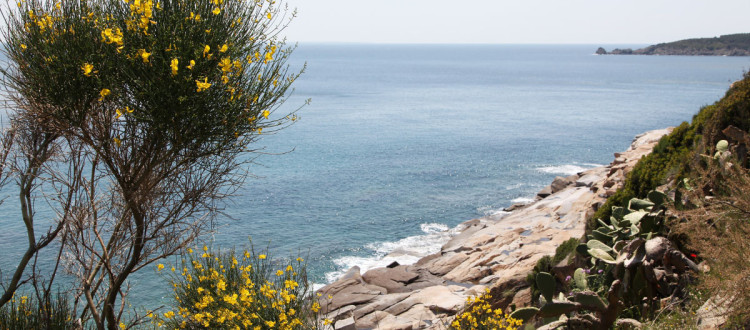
[1,44,748,309]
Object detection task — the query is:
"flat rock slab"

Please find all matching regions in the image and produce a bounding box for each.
[362,266,420,293]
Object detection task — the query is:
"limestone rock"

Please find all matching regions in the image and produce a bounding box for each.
[362,265,420,293]
[334,317,356,330]
[551,175,578,193]
[537,185,553,199]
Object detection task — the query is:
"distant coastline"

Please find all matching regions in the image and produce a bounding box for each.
[597,33,750,56]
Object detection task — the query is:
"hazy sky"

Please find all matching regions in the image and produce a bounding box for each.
[282,0,750,44]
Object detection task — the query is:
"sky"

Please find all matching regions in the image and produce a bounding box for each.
[281,0,750,44]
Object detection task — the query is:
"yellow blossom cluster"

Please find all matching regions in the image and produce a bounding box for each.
[157,245,320,329]
[123,0,155,34]
[450,291,523,330]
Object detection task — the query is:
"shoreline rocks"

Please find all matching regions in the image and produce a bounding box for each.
[317,128,673,329]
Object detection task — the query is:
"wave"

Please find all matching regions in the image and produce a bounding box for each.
[537,163,604,176]
[324,223,459,283]
[511,197,535,204]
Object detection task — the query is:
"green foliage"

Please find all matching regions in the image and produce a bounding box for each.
[508,307,539,324]
[0,293,76,329]
[6,0,301,152]
[552,237,579,265]
[636,33,750,55]
[535,272,556,303]
[157,244,320,329]
[593,71,750,227]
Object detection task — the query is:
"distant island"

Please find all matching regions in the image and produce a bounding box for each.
[596,33,750,56]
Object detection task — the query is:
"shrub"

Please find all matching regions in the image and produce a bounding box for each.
[0,0,303,326]
[0,293,77,329]
[157,245,321,329]
[450,291,522,330]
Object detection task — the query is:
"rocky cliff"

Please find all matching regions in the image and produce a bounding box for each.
[317,128,673,330]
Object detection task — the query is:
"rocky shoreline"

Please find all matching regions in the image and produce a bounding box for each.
[317,128,673,330]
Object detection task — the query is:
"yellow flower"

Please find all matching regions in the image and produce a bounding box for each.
[81,63,94,76]
[219,44,228,53]
[262,110,270,119]
[170,58,178,75]
[114,137,121,147]
[265,321,275,327]
[223,294,238,305]
[267,12,272,20]
[203,45,211,58]
[259,254,266,259]
[219,57,233,73]
[99,88,111,101]
[138,49,151,63]
[157,264,164,271]
[276,270,284,276]
[20,44,27,50]
[212,7,220,15]
[196,78,211,92]
[163,311,174,319]
[187,60,195,70]
[115,108,123,119]
[264,52,273,64]
[187,248,193,253]
[203,245,208,251]
[119,322,126,329]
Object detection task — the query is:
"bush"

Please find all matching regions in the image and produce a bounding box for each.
[450,291,523,330]
[157,245,321,329]
[0,0,303,326]
[0,293,77,329]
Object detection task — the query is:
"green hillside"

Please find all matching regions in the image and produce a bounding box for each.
[599,33,750,56]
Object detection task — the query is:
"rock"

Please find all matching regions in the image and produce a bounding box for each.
[318,267,387,312]
[576,171,604,188]
[697,294,732,329]
[442,221,487,253]
[323,284,385,312]
[424,252,469,276]
[645,237,672,262]
[551,175,578,193]
[355,311,392,329]
[385,286,466,316]
[596,47,607,55]
[403,267,445,291]
[509,287,532,309]
[353,292,413,320]
[334,317,356,330]
[503,203,528,212]
[537,185,553,199]
[362,266,420,294]
[324,305,357,323]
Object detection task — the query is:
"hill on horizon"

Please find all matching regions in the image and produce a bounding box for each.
[597,33,750,56]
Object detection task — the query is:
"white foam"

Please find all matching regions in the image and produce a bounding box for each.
[324,223,458,283]
[511,197,535,204]
[537,164,602,176]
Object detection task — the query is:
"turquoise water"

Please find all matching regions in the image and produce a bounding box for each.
[1,44,749,307]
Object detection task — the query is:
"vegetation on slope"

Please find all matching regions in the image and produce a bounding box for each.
[517,72,750,328]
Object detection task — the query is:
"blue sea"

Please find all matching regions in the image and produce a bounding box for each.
[1,44,749,308]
